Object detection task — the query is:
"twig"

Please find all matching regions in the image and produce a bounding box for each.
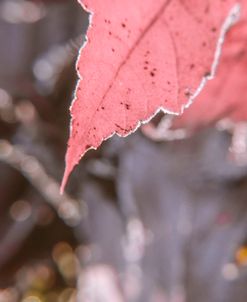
[0,140,88,226]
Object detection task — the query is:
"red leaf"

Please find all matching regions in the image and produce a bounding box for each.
[61,0,240,192]
[173,4,247,130]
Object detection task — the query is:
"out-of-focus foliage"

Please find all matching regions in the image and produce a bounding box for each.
[0,1,87,301]
[1,1,247,302]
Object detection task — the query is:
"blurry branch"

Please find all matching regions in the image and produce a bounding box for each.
[229,122,247,164]
[33,36,83,94]
[141,115,187,141]
[0,217,35,270]
[0,139,88,227]
[0,75,89,227]
[122,217,146,301]
[217,119,247,164]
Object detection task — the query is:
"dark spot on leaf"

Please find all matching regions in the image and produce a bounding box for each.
[125,104,130,110]
[121,23,126,28]
[150,71,155,77]
[190,64,195,69]
[112,48,115,52]
[86,145,91,149]
[204,5,210,13]
[236,50,246,59]
[144,50,150,57]
[211,27,217,32]
[184,89,193,97]
[101,106,105,110]
[115,123,125,131]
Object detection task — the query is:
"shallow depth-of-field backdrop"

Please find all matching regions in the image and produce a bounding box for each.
[1,1,247,302]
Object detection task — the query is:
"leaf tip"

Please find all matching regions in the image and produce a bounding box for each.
[60,162,74,195]
[60,172,68,195]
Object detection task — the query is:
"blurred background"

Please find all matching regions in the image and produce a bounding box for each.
[1,1,247,302]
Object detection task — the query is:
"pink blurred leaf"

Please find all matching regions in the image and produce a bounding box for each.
[173,4,247,130]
